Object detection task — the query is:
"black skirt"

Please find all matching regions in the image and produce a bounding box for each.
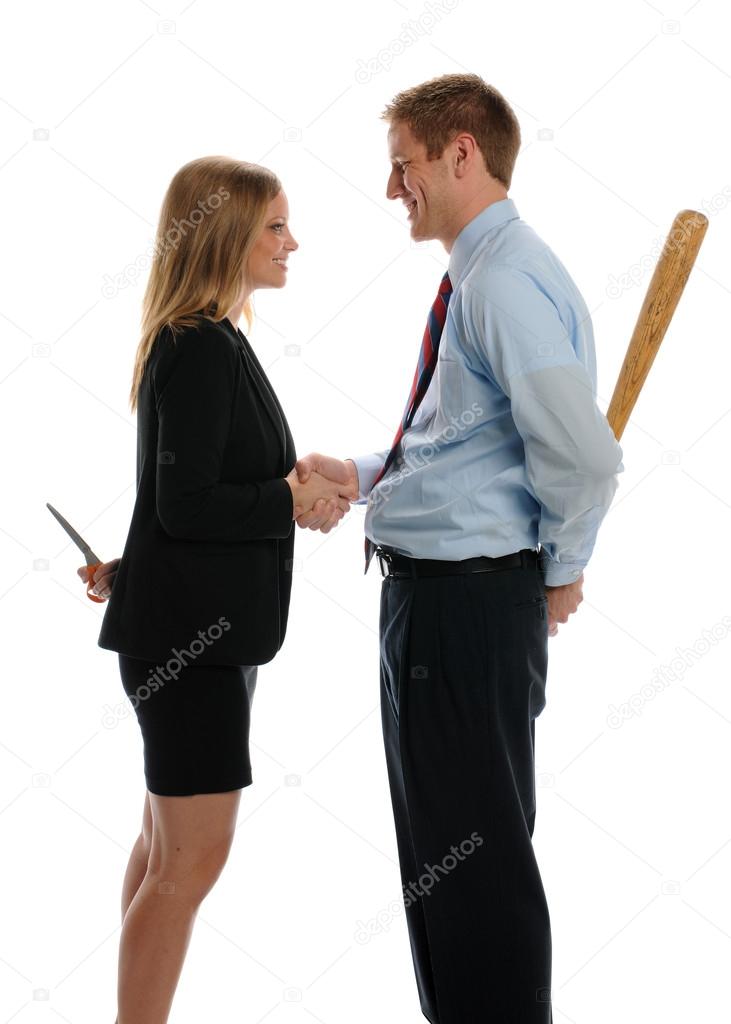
[118,653,258,796]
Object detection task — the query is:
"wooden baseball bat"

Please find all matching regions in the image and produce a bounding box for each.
[606,209,708,440]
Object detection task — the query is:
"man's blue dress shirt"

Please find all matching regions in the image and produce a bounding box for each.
[351,197,624,587]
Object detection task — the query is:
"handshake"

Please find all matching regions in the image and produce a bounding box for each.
[77,453,360,602]
[285,453,360,534]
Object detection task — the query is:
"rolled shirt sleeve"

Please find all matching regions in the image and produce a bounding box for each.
[464,265,624,587]
[154,326,294,542]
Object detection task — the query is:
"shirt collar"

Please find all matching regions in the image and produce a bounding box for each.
[447,197,520,287]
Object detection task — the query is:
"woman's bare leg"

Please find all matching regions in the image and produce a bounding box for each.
[114,793,154,1022]
[121,791,153,919]
[116,788,242,1024]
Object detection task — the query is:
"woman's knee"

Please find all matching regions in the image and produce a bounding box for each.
[146,833,234,903]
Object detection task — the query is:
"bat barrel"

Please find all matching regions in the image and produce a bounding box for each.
[606,209,708,440]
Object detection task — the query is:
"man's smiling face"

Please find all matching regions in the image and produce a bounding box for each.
[386,120,452,244]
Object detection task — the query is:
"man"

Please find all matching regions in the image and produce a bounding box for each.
[297,73,623,1024]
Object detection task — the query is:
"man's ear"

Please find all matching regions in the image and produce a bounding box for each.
[452,133,478,178]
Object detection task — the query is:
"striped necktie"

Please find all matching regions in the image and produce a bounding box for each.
[364,270,453,574]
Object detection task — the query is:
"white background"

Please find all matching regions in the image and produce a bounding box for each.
[2,0,731,1021]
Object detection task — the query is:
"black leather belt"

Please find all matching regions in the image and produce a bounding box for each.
[375,546,539,579]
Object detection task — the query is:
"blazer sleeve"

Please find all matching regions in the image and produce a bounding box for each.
[153,324,294,542]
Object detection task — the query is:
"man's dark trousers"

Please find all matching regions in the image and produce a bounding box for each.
[379,548,552,1024]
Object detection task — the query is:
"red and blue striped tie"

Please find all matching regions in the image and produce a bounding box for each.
[364,270,453,573]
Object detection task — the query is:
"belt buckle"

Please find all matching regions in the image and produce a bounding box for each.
[376,548,391,578]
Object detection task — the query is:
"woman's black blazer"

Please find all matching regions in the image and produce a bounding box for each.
[97,314,296,667]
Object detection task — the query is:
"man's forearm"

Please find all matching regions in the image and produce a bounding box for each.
[507,364,624,587]
[537,461,622,586]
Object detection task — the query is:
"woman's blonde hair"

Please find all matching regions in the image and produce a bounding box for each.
[129,156,282,412]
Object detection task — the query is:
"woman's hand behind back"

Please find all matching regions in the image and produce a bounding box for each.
[77,558,121,600]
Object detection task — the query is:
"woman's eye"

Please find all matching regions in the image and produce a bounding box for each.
[272,223,285,232]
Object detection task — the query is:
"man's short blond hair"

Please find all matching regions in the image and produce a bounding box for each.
[382,73,521,190]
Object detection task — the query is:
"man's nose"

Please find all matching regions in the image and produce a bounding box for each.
[386,169,402,200]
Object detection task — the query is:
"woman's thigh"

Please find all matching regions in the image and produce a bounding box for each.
[147,789,242,897]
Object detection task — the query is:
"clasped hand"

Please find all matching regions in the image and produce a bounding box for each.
[286,453,359,534]
[544,573,584,637]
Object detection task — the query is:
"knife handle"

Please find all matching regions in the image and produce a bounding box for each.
[85,562,106,603]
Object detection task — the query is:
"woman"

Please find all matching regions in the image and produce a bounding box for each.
[78,156,356,1023]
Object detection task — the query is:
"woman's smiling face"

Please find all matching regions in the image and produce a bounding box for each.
[248,190,298,290]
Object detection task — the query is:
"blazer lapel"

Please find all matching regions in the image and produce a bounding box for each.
[229,326,295,470]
